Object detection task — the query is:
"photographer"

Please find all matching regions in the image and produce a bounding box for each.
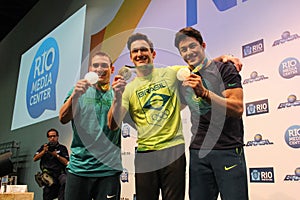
[33,128,69,200]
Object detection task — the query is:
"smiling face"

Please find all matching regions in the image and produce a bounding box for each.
[129,39,156,67]
[178,36,206,68]
[89,54,114,85]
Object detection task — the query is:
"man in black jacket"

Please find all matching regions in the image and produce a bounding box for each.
[34,128,69,200]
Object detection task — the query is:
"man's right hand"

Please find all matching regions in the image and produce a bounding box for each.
[112,75,127,99]
[107,75,127,130]
[72,79,91,98]
[43,143,48,153]
[59,79,91,124]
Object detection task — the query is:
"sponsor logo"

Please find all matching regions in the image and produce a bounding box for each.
[224,164,237,171]
[284,167,300,181]
[278,94,300,109]
[250,167,274,183]
[120,168,129,183]
[243,71,268,84]
[246,99,269,116]
[284,125,300,148]
[228,83,237,87]
[122,124,131,138]
[272,31,300,46]
[242,39,264,58]
[278,57,300,79]
[246,134,273,146]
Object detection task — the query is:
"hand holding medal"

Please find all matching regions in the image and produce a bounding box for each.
[84,72,98,84]
[176,68,191,81]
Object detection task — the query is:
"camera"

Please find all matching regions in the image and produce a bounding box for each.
[47,142,57,152]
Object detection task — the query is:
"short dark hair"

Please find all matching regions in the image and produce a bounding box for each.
[127,33,154,52]
[90,51,113,67]
[174,27,204,50]
[47,128,59,137]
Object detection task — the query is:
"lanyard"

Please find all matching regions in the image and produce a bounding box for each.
[191,57,209,74]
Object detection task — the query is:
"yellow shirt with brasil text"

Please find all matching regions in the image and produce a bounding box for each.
[122,66,186,151]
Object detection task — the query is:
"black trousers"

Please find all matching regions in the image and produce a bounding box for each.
[43,173,66,200]
[135,144,186,200]
[189,148,248,200]
[65,172,121,200]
